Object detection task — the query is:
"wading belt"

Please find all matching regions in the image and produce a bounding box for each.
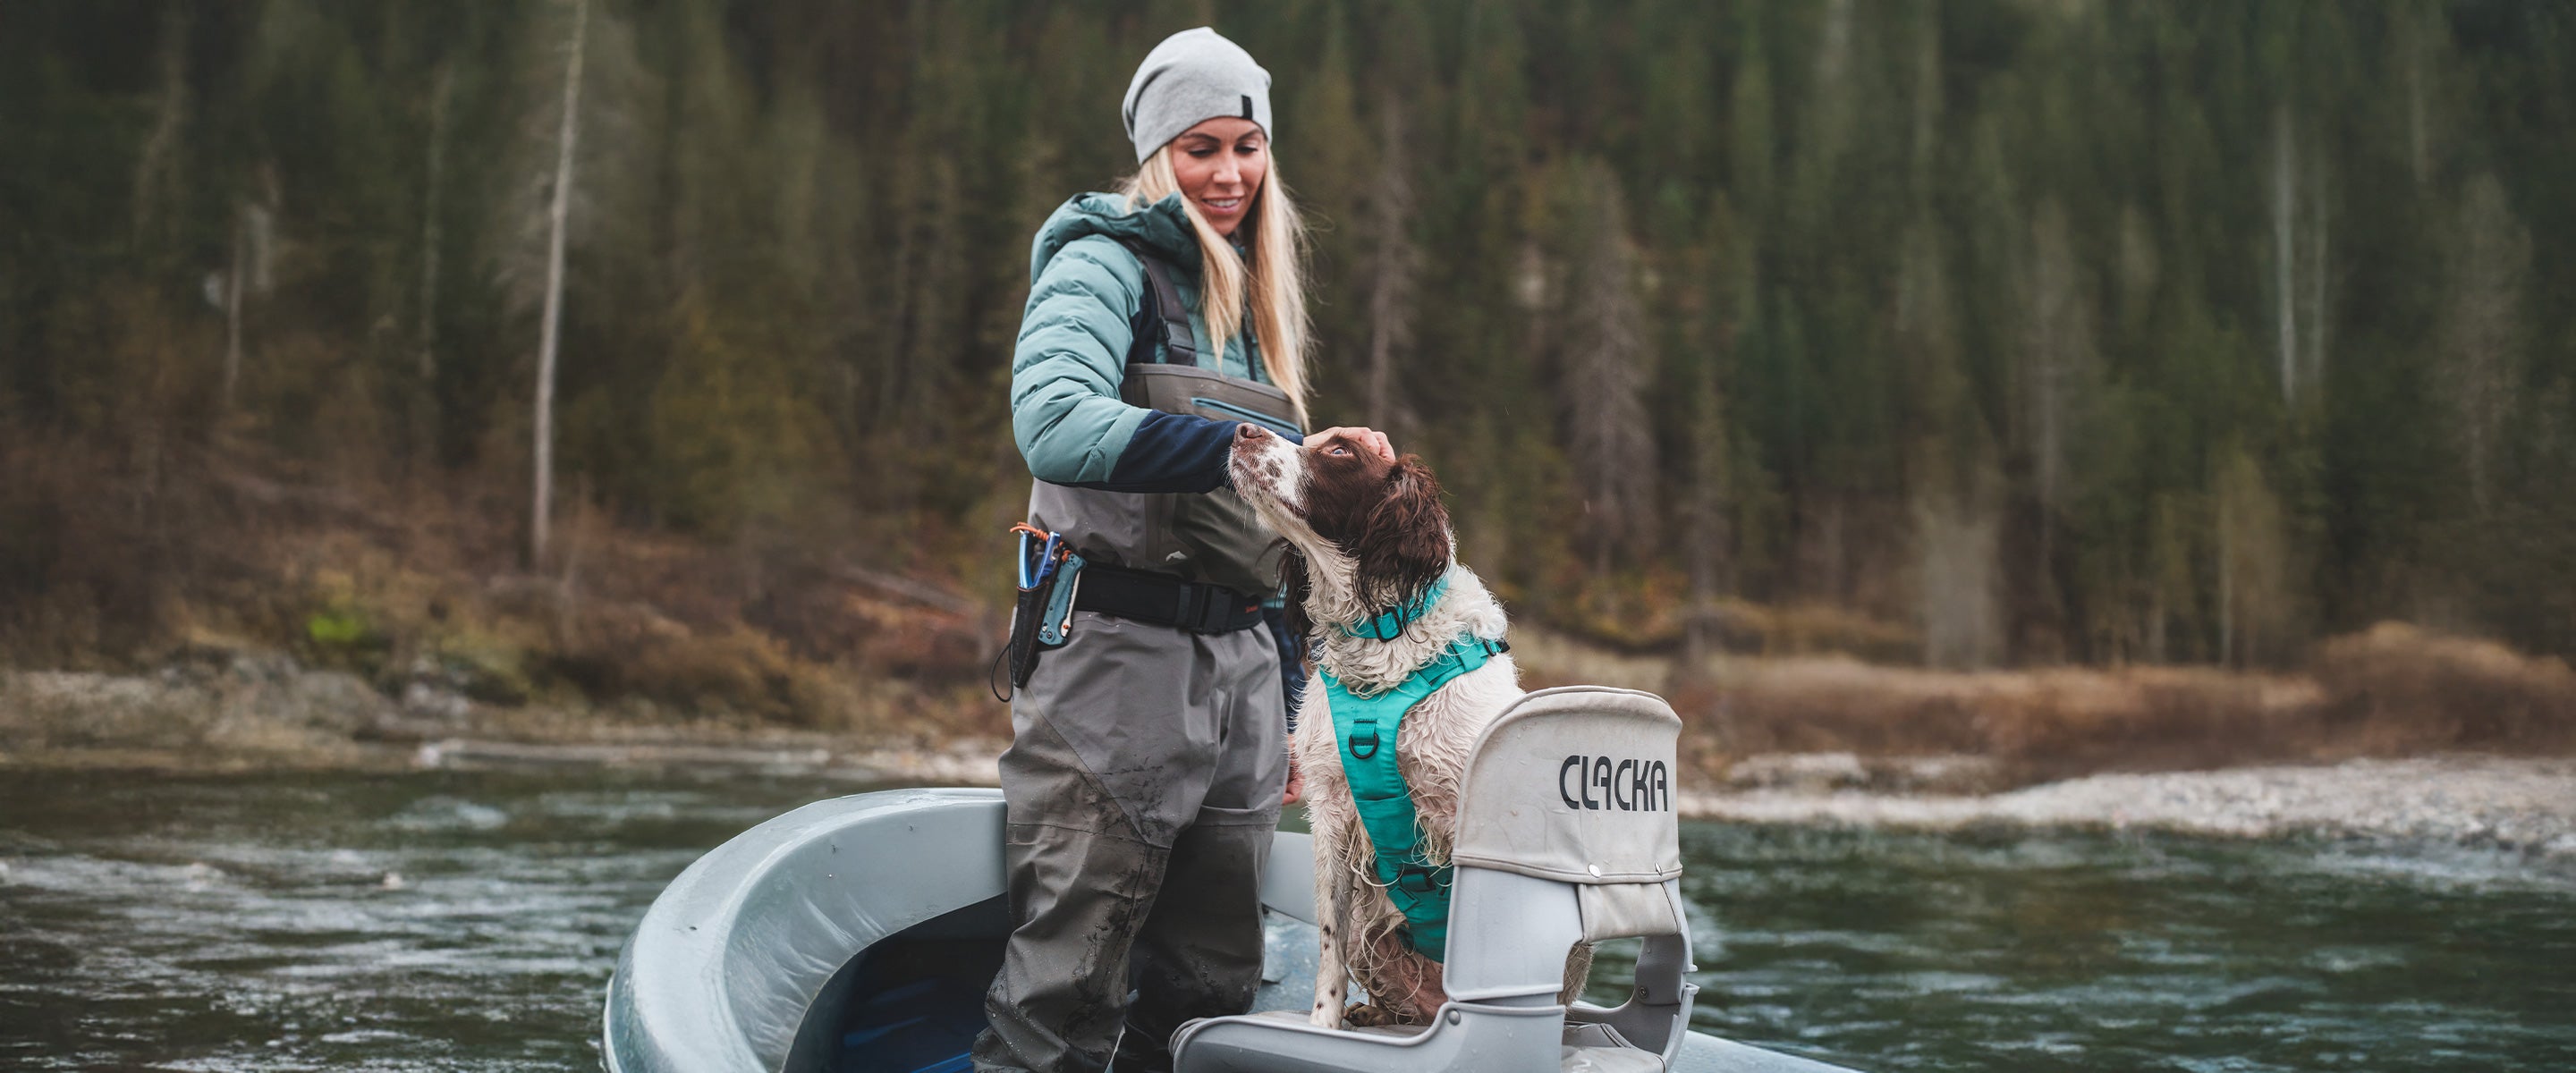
[1071,561,1266,634]
[1318,578,1507,962]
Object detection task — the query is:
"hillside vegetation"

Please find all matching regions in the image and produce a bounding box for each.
[4,2,2572,721]
[4,457,2569,786]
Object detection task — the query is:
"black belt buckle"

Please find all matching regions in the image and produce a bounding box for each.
[1180,581,1242,634]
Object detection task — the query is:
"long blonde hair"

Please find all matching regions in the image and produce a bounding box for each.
[1121,148,1312,427]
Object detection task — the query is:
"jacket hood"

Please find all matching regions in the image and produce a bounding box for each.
[1030,192,1200,283]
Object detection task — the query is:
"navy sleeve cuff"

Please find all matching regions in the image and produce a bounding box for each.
[1057,411,1239,494]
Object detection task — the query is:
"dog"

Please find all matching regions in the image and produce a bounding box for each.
[1226,423,1589,1028]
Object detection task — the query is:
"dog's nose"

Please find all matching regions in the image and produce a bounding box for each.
[1234,423,1266,442]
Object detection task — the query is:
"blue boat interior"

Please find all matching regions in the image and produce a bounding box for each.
[803,896,1011,1073]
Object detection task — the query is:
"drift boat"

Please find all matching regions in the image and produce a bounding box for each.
[602,688,1862,1073]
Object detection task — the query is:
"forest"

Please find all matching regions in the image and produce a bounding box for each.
[4,0,2572,712]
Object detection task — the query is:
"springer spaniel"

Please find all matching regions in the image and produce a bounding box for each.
[1226,424,1589,1028]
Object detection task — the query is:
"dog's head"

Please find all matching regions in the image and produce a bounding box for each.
[1229,425,1451,620]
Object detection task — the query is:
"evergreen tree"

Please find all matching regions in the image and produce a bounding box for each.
[4,0,2573,663]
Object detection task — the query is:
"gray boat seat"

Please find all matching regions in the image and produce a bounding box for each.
[1171,686,1695,1073]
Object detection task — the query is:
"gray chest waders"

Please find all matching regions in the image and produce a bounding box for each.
[1009,239,1301,683]
[978,240,1301,1073]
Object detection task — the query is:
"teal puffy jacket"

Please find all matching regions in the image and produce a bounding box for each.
[1012,192,1271,491]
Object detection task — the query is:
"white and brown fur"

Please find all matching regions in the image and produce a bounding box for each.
[1226,424,1588,1028]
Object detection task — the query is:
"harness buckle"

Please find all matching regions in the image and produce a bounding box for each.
[1393,862,1445,896]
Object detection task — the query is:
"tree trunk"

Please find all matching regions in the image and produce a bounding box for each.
[2272,105,2298,403]
[2406,30,2429,187]
[2023,202,2087,605]
[2306,159,2329,399]
[1363,97,1417,434]
[131,3,187,246]
[2217,491,2234,667]
[532,0,589,567]
[416,61,453,469]
[224,206,245,411]
[1680,378,1732,677]
[2445,175,2529,514]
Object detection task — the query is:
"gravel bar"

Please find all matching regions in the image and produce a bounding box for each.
[1681,756,2576,857]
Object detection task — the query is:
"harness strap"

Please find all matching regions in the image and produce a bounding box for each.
[1341,577,1447,641]
[1322,613,1508,962]
[1113,236,1198,368]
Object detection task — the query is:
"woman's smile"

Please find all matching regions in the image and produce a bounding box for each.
[1169,116,1267,236]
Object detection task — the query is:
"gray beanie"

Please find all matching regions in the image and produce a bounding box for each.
[1122,28,1273,164]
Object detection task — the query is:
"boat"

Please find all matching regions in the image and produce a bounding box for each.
[603,688,1863,1073]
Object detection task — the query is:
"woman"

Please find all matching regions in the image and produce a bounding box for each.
[974,27,1391,1073]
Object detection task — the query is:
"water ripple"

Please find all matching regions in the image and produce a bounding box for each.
[6,770,2575,1070]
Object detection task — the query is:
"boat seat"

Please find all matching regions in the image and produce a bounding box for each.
[1221,1014,1667,1073]
[1238,1010,1424,1039]
[1171,686,1696,1073]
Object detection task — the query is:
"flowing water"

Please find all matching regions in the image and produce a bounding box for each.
[2,766,2572,1071]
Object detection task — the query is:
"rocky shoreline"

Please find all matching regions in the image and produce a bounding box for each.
[9,661,2574,860]
[0,658,1010,781]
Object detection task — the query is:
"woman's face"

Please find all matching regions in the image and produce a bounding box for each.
[1168,117,1267,237]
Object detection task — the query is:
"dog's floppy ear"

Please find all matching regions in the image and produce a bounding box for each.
[1279,545,1313,640]
[1358,455,1452,609]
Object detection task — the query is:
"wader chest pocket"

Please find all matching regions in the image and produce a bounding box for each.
[1189,397,1301,440]
[1120,363,1301,441]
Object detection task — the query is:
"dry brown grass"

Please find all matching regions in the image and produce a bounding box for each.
[1530,622,2576,789]
[0,435,1013,747]
[2310,622,2576,755]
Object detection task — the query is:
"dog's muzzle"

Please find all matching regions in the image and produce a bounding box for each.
[1228,425,1302,513]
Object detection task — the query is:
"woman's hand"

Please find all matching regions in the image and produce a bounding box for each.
[1282,758,1305,806]
[1305,426,1394,462]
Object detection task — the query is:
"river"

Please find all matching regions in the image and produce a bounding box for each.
[3,766,2571,1070]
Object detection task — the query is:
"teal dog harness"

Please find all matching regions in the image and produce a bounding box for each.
[1319,577,1507,961]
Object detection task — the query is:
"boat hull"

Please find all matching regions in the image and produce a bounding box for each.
[602,789,1856,1072]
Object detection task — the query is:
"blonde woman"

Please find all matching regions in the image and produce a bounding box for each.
[977,27,1391,1073]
